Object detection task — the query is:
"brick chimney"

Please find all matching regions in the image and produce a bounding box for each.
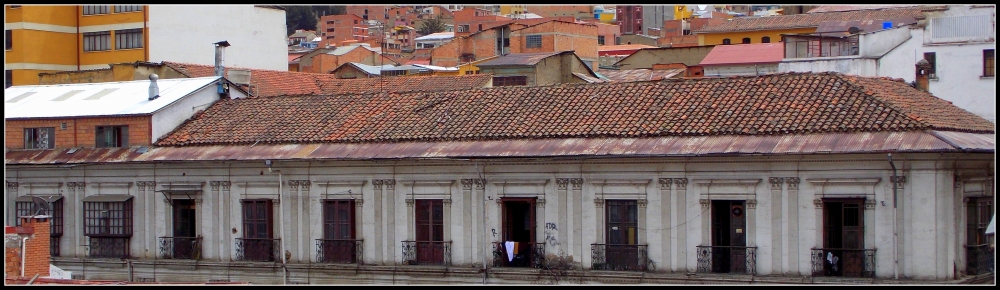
[914,59,931,92]
[4,216,51,278]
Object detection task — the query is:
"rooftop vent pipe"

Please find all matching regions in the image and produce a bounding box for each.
[148,73,160,100]
[214,40,231,95]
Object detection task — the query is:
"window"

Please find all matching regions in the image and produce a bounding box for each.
[492,76,527,87]
[458,25,470,33]
[820,198,865,277]
[240,199,276,261]
[598,35,605,45]
[525,35,542,48]
[83,31,111,52]
[15,196,64,256]
[5,29,10,50]
[114,28,143,50]
[381,70,406,77]
[923,52,937,77]
[95,125,128,148]
[414,199,444,264]
[615,36,621,45]
[465,70,474,75]
[984,49,995,77]
[722,38,731,45]
[114,5,142,13]
[83,195,134,258]
[761,36,770,43]
[965,196,993,275]
[5,70,11,88]
[321,199,357,263]
[24,127,55,150]
[742,37,751,44]
[82,5,109,15]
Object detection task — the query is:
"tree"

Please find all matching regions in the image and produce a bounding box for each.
[312,5,346,17]
[416,14,447,36]
[284,6,317,35]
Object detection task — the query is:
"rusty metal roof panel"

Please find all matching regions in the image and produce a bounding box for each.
[7,131,994,165]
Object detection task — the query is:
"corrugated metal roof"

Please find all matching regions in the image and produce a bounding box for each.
[415,32,455,41]
[13,195,63,203]
[700,43,784,66]
[4,77,221,119]
[6,131,993,165]
[476,51,567,67]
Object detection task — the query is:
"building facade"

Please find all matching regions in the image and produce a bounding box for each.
[5,5,287,86]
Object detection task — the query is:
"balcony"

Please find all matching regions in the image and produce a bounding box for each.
[316,239,363,264]
[401,241,451,266]
[591,244,649,271]
[696,246,757,275]
[158,236,202,259]
[492,242,544,268]
[87,237,131,259]
[965,244,995,275]
[810,248,876,278]
[235,238,281,262]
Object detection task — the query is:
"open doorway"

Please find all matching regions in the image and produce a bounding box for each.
[822,198,864,277]
[710,200,747,273]
[499,198,536,267]
[171,199,197,259]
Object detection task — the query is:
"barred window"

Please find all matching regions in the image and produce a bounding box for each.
[115,29,143,49]
[114,5,142,13]
[984,49,995,77]
[83,198,134,237]
[83,31,111,52]
[15,196,64,256]
[525,35,542,48]
[492,76,527,87]
[24,127,55,150]
[83,5,110,15]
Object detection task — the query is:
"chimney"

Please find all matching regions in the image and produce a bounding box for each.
[915,59,931,92]
[4,216,51,278]
[213,40,231,96]
[148,73,160,100]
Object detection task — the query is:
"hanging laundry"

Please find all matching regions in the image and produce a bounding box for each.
[505,241,515,262]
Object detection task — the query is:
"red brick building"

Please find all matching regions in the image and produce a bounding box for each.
[430,19,598,68]
[317,14,368,48]
[616,5,644,35]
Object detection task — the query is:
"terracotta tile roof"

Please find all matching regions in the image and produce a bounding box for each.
[695,7,924,33]
[476,51,568,67]
[596,68,685,82]
[155,72,994,147]
[161,61,492,97]
[699,43,784,66]
[807,5,920,14]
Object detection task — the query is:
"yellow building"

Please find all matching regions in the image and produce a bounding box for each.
[673,5,693,20]
[5,5,148,87]
[457,56,499,76]
[499,5,527,15]
[6,5,288,87]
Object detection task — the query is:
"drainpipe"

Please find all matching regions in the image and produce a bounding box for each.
[888,153,899,280]
[20,236,30,277]
[268,161,286,285]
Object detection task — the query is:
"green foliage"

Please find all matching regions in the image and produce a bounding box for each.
[283,5,346,36]
[416,14,447,36]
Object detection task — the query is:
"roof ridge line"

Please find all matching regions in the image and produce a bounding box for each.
[831,73,932,129]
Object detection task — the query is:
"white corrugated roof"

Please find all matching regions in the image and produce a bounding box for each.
[4,76,221,119]
[410,64,458,71]
[415,32,455,41]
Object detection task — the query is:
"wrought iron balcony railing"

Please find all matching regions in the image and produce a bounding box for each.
[492,242,544,268]
[316,239,363,264]
[591,244,649,271]
[696,245,757,275]
[810,248,876,278]
[965,244,995,275]
[401,240,451,266]
[235,238,281,262]
[87,237,131,259]
[158,236,203,260]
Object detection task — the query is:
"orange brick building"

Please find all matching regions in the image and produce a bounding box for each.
[430,19,598,68]
[297,44,399,74]
[317,14,368,48]
[4,217,51,279]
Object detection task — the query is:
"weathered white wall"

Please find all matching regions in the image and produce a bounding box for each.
[147,6,287,71]
[150,81,247,142]
[704,64,778,77]
[779,57,878,76]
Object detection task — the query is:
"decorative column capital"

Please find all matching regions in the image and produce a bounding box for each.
[864,199,875,209]
[699,199,710,208]
[674,178,688,190]
[405,198,414,206]
[221,181,231,190]
[355,199,364,207]
[746,199,757,209]
[383,179,396,190]
[659,178,672,189]
[461,179,473,190]
[536,199,546,208]
[373,179,384,190]
[890,176,906,189]
[769,177,784,190]
[556,179,569,190]
[210,181,221,190]
[637,199,648,208]
[786,177,800,190]
[570,178,583,190]
[813,199,823,209]
[7,181,19,190]
[443,199,452,206]
[474,179,485,190]
[594,198,604,207]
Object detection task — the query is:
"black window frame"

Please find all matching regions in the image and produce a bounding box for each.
[415,199,444,242]
[492,76,527,87]
[722,38,731,45]
[5,29,11,50]
[923,52,937,77]
[598,35,605,45]
[16,198,65,256]
[114,28,143,50]
[323,199,356,240]
[113,5,142,13]
[761,36,771,43]
[742,37,751,44]
[24,127,56,150]
[966,197,993,246]
[5,69,12,88]
[83,31,111,52]
[95,125,128,148]
[82,5,110,15]
[83,199,134,237]
[983,49,995,77]
[525,34,542,48]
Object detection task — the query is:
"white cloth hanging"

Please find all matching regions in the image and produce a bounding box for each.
[505,241,515,262]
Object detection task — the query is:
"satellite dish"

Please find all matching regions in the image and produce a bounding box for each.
[847,26,862,34]
[30,196,50,216]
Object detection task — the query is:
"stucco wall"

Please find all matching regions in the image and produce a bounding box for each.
[151,83,245,142]
[147,6,287,71]
[703,64,778,77]
[616,46,713,69]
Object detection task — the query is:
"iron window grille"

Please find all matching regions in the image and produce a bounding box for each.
[83,197,134,259]
[115,29,143,50]
[14,197,64,256]
[965,196,994,275]
[95,125,128,148]
[492,76,527,87]
[239,199,276,262]
[83,31,111,52]
[114,5,142,13]
[696,245,757,275]
[158,236,202,260]
[525,35,542,48]
[24,127,55,149]
[810,248,876,278]
[83,5,110,15]
[984,49,994,77]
